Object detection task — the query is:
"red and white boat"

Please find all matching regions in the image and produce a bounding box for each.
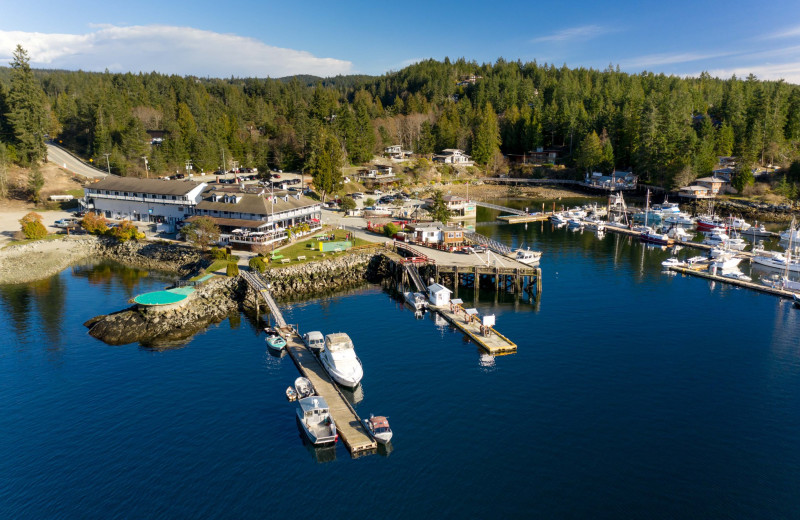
[696,216,727,232]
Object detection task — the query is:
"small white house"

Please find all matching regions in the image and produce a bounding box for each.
[427,283,452,306]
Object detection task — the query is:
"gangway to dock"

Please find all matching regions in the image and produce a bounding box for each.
[242,271,287,328]
[465,231,513,256]
[284,334,377,456]
[404,263,426,292]
[473,201,528,216]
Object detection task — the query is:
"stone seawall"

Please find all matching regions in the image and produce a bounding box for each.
[86,249,399,346]
[84,276,243,346]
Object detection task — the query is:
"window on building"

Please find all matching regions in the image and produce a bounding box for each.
[448,232,454,238]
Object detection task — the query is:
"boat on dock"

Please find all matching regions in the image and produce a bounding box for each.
[640,230,673,246]
[320,333,364,388]
[265,327,287,351]
[743,223,772,239]
[302,331,325,353]
[286,386,298,402]
[294,376,316,399]
[514,248,542,264]
[296,396,338,445]
[722,270,751,282]
[751,250,800,273]
[661,257,685,268]
[362,414,393,444]
[710,253,742,271]
[404,291,428,311]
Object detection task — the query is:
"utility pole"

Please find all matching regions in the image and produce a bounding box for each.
[102,153,111,175]
[141,156,149,178]
[185,159,193,177]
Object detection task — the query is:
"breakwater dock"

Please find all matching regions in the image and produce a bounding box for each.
[241,271,377,457]
[669,265,796,299]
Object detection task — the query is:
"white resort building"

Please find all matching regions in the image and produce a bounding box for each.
[82,177,208,231]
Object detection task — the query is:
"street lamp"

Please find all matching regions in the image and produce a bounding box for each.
[141,156,149,178]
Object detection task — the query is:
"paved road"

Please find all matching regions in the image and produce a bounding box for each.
[46,143,109,179]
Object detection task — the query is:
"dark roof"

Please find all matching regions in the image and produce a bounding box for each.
[91,177,204,196]
[196,189,319,216]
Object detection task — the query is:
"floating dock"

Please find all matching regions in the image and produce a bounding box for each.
[669,265,796,298]
[430,304,518,355]
[496,213,552,224]
[284,334,377,456]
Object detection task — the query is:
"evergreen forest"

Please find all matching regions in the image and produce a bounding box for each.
[3,47,800,192]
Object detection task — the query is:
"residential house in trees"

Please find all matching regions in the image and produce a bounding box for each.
[384,145,413,161]
[433,149,474,166]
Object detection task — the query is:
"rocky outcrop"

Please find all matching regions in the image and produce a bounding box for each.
[261,251,389,299]
[85,276,242,346]
[93,238,204,274]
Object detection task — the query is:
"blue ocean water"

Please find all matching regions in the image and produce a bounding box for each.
[1,213,799,519]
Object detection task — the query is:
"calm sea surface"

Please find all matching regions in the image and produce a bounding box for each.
[1,207,799,519]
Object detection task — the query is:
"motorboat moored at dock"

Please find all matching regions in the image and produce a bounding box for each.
[302,330,325,352]
[362,414,393,444]
[514,248,542,264]
[294,377,316,399]
[265,327,287,351]
[320,333,364,388]
[404,291,428,311]
[296,396,338,445]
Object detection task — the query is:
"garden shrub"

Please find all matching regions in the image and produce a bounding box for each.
[226,262,240,277]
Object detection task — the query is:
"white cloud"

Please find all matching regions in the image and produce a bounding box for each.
[0,25,353,77]
[697,62,800,84]
[531,25,612,44]
[620,51,738,69]
[762,25,800,40]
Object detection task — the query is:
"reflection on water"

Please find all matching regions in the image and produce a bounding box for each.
[295,419,337,464]
[0,274,66,351]
[340,383,364,406]
[71,261,159,295]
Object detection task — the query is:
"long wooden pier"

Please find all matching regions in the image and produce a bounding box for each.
[497,213,552,223]
[669,265,796,298]
[284,334,377,456]
[430,304,518,355]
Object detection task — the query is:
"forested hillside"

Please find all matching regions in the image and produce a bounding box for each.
[2,49,800,192]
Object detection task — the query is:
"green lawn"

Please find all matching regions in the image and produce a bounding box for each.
[266,230,375,267]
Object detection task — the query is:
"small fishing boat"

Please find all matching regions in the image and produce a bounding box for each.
[661,257,685,268]
[265,327,287,351]
[567,218,584,229]
[294,377,316,399]
[404,291,428,311]
[514,248,542,264]
[286,386,298,402]
[686,256,708,266]
[296,396,338,445]
[303,330,325,352]
[362,414,393,444]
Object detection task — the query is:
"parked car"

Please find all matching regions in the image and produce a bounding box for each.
[351,192,364,199]
[54,217,80,229]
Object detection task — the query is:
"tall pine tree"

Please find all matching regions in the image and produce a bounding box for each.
[7,45,49,165]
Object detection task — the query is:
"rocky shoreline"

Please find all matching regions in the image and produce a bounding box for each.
[83,247,392,346]
[0,236,203,285]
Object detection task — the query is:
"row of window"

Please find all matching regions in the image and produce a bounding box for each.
[90,189,186,201]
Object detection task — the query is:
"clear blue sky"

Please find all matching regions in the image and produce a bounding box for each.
[2,0,800,82]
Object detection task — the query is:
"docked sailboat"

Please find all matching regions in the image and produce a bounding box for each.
[320,333,364,388]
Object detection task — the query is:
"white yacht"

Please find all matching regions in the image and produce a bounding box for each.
[667,227,693,241]
[710,253,742,271]
[320,333,364,388]
[751,250,800,273]
[296,396,338,445]
[663,213,695,226]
